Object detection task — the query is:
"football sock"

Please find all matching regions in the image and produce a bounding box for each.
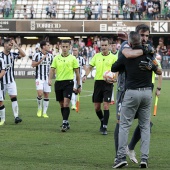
[114,123,119,156]
[71,93,76,106]
[12,101,19,118]
[62,107,70,121]
[61,108,64,117]
[111,90,114,101]
[37,97,42,110]
[96,110,104,121]
[43,99,49,114]
[103,110,109,127]
[0,105,5,122]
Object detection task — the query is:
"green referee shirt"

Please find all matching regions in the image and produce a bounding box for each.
[90,52,118,80]
[51,54,79,81]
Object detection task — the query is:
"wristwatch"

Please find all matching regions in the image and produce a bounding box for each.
[77,85,81,89]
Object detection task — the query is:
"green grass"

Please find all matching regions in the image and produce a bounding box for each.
[1,79,170,170]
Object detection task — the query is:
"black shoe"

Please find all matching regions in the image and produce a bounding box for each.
[67,122,70,130]
[112,157,127,169]
[101,127,107,135]
[61,123,68,132]
[15,117,22,124]
[140,159,148,168]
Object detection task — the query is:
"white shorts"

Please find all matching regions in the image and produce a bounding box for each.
[36,79,51,93]
[4,81,17,96]
[0,90,4,101]
[73,78,82,89]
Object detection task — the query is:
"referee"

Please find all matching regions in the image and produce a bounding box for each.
[83,37,118,135]
[48,40,81,132]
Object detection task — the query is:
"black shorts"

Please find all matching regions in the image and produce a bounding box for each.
[92,80,113,103]
[54,80,74,101]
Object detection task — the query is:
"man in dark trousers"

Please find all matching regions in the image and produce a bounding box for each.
[112,31,162,169]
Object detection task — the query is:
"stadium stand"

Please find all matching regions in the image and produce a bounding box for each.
[12,0,119,20]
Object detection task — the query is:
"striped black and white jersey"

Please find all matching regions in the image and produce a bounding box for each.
[32,51,53,81]
[0,58,5,90]
[0,52,19,84]
[76,56,86,77]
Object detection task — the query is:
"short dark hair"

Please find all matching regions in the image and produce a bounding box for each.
[111,41,117,45]
[3,38,11,46]
[61,40,71,44]
[101,37,109,43]
[136,24,150,33]
[128,31,141,46]
[40,40,48,49]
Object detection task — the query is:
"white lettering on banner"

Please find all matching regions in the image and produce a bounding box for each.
[27,71,35,76]
[36,23,61,29]
[152,22,168,32]
[14,71,25,76]
[100,22,136,32]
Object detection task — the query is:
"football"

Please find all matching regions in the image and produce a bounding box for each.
[103,70,116,83]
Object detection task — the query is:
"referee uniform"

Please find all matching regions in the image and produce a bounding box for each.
[90,51,117,134]
[50,53,79,131]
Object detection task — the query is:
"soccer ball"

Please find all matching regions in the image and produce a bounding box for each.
[103,70,116,83]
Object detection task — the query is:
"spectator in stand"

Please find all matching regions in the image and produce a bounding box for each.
[121,0,124,8]
[94,3,99,20]
[84,4,88,19]
[137,3,143,20]
[107,3,111,20]
[71,3,76,20]
[129,3,136,20]
[122,3,129,20]
[46,3,52,18]
[23,5,27,19]
[0,0,5,16]
[30,5,34,19]
[4,0,11,17]
[86,37,93,47]
[78,0,82,6]
[79,46,87,62]
[114,5,119,20]
[51,5,56,19]
[87,4,92,20]
[147,5,153,20]
[93,42,99,53]
[153,0,159,20]
[157,37,167,56]
[98,3,102,20]
[141,0,147,19]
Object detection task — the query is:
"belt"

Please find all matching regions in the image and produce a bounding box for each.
[127,87,152,91]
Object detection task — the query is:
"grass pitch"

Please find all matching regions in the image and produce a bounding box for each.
[1,79,170,170]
